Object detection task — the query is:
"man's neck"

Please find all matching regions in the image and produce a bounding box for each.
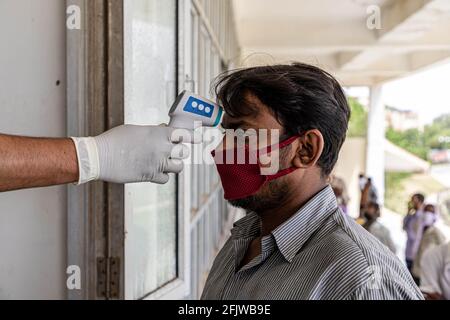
[257,180,329,237]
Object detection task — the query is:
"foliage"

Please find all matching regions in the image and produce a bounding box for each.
[386,127,428,160]
[423,114,450,150]
[347,97,368,137]
[386,113,450,160]
[385,172,412,214]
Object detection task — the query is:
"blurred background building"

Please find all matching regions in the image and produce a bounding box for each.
[385,106,422,132]
[1,0,450,299]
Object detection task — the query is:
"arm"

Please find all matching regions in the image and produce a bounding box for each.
[0,125,193,192]
[0,134,78,192]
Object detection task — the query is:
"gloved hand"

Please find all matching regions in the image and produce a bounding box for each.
[71,125,195,185]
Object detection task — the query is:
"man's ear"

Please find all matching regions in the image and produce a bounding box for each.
[292,129,324,169]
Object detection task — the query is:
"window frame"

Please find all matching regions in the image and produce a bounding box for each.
[66,0,125,300]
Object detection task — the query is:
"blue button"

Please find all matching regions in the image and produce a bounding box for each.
[183,97,214,118]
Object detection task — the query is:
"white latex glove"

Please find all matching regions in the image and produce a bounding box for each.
[71,125,195,185]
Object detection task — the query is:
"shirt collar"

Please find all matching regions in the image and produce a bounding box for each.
[231,211,261,239]
[231,185,338,262]
[272,185,337,262]
[230,185,338,263]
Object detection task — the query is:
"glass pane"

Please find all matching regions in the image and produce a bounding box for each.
[124,0,177,299]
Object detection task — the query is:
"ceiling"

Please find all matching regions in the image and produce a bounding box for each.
[232,0,450,86]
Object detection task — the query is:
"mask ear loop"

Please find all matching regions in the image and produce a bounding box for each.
[259,134,302,156]
[266,167,299,181]
[260,134,302,179]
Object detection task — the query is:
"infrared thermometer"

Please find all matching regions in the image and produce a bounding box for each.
[168,90,223,129]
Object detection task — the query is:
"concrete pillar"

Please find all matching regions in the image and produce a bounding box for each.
[366,85,385,205]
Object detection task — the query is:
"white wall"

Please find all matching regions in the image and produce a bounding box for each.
[333,137,367,218]
[0,0,67,299]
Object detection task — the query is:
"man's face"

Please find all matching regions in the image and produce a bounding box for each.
[365,206,378,220]
[412,196,423,210]
[220,93,294,212]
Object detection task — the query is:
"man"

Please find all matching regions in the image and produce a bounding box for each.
[420,242,450,300]
[0,125,192,192]
[330,175,349,214]
[202,63,422,300]
[358,174,366,192]
[403,193,426,274]
[412,204,446,281]
[362,202,397,254]
[360,177,378,218]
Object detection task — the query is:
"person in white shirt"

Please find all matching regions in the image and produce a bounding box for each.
[362,202,397,254]
[420,242,450,300]
[412,204,446,281]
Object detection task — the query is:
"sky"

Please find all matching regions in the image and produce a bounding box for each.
[346,61,450,125]
[383,61,450,125]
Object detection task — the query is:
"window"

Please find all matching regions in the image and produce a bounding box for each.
[121,0,241,300]
[184,1,240,299]
[66,0,239,301]
[124,0,178,300]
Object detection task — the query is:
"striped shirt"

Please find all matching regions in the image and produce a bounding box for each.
[201,186,423,300]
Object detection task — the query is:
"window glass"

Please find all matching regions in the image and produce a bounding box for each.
[124,0,177,299]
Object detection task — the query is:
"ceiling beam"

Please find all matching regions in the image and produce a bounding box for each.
[376,0,433,39]
[244,44,450,55]
[340,0,450,70]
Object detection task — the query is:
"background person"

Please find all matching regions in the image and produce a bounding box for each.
[420,242,450,300]
[412,204,447,282]
[362,202,397,254]
[331,175,350,214]
[403,193,426,274]
[359,177,378,218]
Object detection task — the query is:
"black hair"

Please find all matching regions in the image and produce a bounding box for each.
[214,63,351,176]
[413,193,425,203]
[367,202,380,212]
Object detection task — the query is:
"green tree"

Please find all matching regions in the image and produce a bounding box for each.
[386,127,428,160]
[386,113,450,161]
[424,114,450,150]
[347,97,368,137]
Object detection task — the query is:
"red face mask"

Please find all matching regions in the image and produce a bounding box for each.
[212,135,301,200]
